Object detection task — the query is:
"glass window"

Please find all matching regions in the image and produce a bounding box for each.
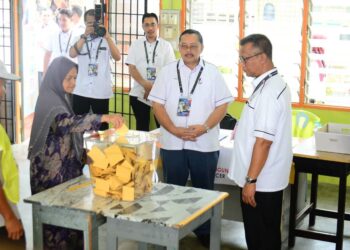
[244,0,303,102]
[187,0,239,96]
[306,0,350,107]
[263,3,275,21]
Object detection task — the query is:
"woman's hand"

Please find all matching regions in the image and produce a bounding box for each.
[101,114,124,130]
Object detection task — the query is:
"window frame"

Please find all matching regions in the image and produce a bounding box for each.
[184,0,350,111]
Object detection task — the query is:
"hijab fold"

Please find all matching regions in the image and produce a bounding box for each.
[28,57,83,161]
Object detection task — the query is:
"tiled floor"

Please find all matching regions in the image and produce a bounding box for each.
[1,142,349,250]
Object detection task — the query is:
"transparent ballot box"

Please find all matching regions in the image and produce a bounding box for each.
[84,130,159,201]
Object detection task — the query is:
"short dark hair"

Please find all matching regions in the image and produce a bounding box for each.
[84,9,95,22]
[142,13,158,23]
[179,29,203,45]
[240,34,272,59]
[71,5,83,17]
[58,8,73,18]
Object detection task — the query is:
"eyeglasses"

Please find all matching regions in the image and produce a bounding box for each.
[179,43,200,51]
[143,23,157,28]
[239,52,263,64]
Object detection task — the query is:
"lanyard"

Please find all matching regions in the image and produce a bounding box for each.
[251,69,278,96]
[59,32,72,54]
[248,69,278,102]
[144,40,159,65]
[85,38,103,61]
[176,60,204,96]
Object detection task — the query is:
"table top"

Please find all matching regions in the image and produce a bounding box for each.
[24,175,228,228]
[293,137,350,164]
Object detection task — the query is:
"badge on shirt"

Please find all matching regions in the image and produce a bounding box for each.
[88,63,98,76]
[146,67,157,82]
[177,97,192,117]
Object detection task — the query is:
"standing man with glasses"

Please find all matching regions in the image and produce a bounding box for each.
[126,13,175,131]
[148,29,233,247]
[228,34,292,250]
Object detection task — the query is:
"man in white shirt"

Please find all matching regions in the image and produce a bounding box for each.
[126,13,175,131]
[43,8,76,75]
[149,29,233,247]
[69,9,121,130]
[71,5,85,35]
[228,34,292,250]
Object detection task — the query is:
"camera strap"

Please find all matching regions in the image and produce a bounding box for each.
[144,40,159,65]
[85,38,103,61]
[59,31,72,54]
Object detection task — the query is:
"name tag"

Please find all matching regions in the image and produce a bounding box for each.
[146,67,156,81]
[177,97,191,117]
[88,63,98,76]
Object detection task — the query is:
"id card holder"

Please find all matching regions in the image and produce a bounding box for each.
[88,63,98,76]
[146,67,157,82]
[177,97,192,116]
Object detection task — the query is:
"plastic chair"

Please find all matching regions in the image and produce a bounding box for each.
[292,110,321,138]
[290,110,321,185]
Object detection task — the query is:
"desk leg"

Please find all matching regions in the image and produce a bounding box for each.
[210,201,222,250]
[335,175,346,250]
[166,242,179,250]
[32,204,43,250]
[288,169,299,247]
[309,173,318,227]
[106,219,118,250]
[83,214,101,250]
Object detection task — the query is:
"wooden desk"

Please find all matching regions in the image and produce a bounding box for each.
[24,176,228,250]
[105,182,228,250]
[288,138,350,250]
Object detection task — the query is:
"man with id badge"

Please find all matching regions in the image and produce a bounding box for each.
[43,8,76,76]
[126,13,175,131]
[69,9,121,131]
[228,34,292,250]
[148,29,233,247]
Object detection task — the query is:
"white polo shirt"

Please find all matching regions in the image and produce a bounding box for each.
[44,29,77,64]
[126,37,175,98]
[148,59,234,152]
[228,68,293,192]
[72,36,113,99]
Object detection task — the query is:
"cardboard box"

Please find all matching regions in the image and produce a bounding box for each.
[315,123,350,154]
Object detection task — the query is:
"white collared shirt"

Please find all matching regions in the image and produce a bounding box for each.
[148,59,234,152]
[228,68,293,191]
[126,37,176,98]
[44,29,78,64]
[72,36,113,99]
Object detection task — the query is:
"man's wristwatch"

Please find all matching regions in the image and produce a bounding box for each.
[80,34,87,40]
[203,123,210,133]
[245,176,257,184]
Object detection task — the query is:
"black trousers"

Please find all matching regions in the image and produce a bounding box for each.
[240,189,283,250]
[160,149,219,236]
[130,96,159,131]
[72,94,109,130]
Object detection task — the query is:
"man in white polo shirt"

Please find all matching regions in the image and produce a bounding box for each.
[69,9,121,130]
[228,34,292,250]
[149,29,233,247]
[126,13,175,131]
[43,8,76,75]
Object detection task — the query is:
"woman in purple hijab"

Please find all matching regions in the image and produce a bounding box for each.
[28,57,123,249]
